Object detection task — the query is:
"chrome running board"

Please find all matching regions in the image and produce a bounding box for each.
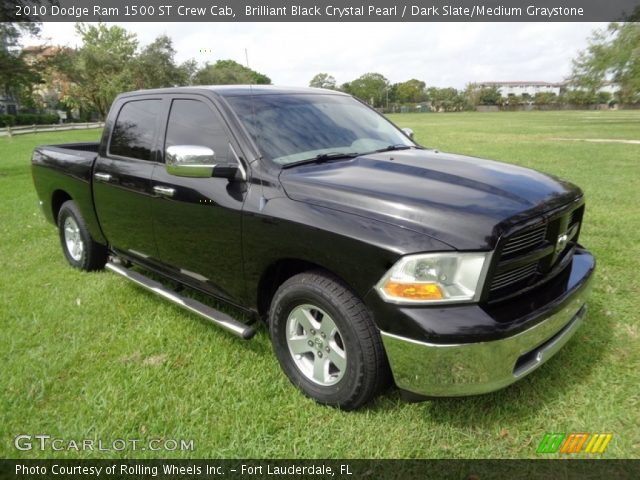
[105,262,256,340]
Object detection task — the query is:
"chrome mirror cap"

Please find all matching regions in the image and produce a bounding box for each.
[401,127,414,140]
[166,145,216,178]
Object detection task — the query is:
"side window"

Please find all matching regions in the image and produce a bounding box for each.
[164,99,230,163]
[109,99,161,161]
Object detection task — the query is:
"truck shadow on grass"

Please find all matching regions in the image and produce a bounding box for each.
[117,268,614,421]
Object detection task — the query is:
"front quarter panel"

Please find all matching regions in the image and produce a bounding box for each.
[241,186,453,308]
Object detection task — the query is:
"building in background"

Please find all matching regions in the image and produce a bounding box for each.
[476,81,563,98]
[0,92,18,115]
[476,80,620,100]
[0,30,19,114]
[22,45,78,120]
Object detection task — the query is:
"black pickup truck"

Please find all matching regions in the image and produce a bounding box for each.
[32,86,595,409]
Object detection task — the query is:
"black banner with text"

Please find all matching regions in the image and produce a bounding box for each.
[2,0,640,22]
[2,459,640,480]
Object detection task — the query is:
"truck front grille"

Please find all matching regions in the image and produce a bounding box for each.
[500,224,547,257]
[490,262,538,291]
[487,203,584,301]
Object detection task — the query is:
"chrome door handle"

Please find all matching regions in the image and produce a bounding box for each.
[94,172,112,182]
[153,185,176,197]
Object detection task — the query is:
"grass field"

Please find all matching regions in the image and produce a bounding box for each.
[1,110,639,459]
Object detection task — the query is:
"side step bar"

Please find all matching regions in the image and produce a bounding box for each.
[105,262,256,340]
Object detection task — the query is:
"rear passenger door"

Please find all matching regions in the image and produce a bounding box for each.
[150,96,248,302]
[94,97,162,260]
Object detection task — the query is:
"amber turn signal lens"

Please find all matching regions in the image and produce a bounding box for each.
[383,281,444,300]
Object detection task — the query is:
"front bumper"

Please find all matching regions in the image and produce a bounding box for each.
[378,249,595,397]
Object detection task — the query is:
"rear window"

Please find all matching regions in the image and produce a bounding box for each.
[109,99,161,161]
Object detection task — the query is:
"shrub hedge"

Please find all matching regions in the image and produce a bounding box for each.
[0,113,60,127]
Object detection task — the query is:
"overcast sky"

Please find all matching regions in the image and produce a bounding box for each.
[30,22,605,88]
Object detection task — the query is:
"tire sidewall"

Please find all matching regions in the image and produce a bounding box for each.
[58,203,90,270]
[270,281,366,406]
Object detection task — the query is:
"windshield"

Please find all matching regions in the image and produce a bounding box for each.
[225,94,415,165]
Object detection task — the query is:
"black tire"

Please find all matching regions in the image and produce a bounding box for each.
[57,200,108,271]
[269,271,390,410]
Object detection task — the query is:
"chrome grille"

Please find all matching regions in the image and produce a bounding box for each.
[490,262,538,291]
[501,223,547,257]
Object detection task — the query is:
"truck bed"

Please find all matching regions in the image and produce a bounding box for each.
[31,141,105,243]
[36,142,100,160]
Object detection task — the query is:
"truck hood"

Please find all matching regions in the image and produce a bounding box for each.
[279,149,582,250]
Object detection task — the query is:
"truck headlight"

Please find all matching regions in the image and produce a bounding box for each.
[376,252,491,304]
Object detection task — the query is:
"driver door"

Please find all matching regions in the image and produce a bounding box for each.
[150,96,248,302]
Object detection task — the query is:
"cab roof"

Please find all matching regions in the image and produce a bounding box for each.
[122,85,348,98]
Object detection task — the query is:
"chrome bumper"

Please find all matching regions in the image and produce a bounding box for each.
[381,275,593,397]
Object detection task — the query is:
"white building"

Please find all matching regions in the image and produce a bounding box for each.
[596,81,619,95]
[477,80,620,99]
[477,81,562,98]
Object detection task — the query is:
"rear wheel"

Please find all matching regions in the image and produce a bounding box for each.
[57,200,107,271]
[269,271,390,409]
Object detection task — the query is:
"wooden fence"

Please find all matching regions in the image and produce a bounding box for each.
[0,122,104,137]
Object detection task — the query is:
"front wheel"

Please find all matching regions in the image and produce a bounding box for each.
[269,271,390,410]
[57,200,107,271]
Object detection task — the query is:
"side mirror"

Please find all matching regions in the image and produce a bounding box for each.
[401,127,414,140]
[166,145,240,180]
[166,145,216,178]
[211,163,240,180]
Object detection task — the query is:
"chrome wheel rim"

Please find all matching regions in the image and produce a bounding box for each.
[286,304,347,386]
[63,216,84,262]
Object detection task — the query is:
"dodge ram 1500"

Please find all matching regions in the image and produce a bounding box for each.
[32,86,595,409]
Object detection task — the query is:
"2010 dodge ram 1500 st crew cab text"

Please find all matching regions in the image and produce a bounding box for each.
[32,86,595,409]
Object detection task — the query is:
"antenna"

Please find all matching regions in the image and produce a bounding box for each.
[244,48,261,160]
[245,48,255,87]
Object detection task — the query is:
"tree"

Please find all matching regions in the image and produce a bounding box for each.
[395,79,427,104]
[344,72,389,107]
[596,91,613,104]
[463,84,504,108]
[309,73,336,90]
[386,83,399,105]
[571,22,640,104]
[427,87,469,112]
[478,86,502,105]
[0,17,43,111]
[534,92,557,105]
[54,25,199,118]
[56,24,138,118]
[16,45,74,112]
[463,83,482,107]
[561,89,597,105]
[132,35,196,89]
[193,60,271,85]
[451,90,472,111]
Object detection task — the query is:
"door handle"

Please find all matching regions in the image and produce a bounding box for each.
[153,185,176,197]
[94,172,112,182]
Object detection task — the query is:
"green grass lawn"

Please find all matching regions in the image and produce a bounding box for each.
[1,110,639,459]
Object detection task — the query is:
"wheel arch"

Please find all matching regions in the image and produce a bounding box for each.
[51,189,73,222]
[256,258,354,321]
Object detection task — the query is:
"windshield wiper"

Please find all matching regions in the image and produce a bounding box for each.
[373,144,414,153]
[281,152,360,169]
